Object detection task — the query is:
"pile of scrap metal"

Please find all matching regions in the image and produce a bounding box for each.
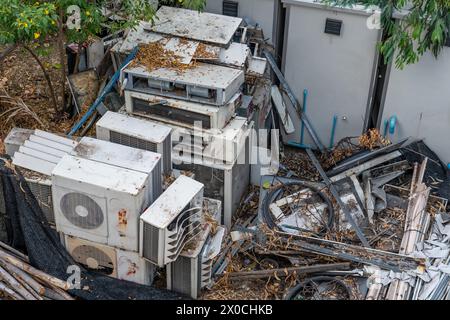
[206,134,450,300]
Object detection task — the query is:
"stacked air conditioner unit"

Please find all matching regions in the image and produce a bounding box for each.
[65,235,156,285]
[52,154,156,252]
[124,90,242,131]
[96,111,173,175]
[6,129,79,225]
[173,119,253,228]
[70,137,163,203]
[166,225,225,298]
[139,175,204,267]
[122,62,245,106]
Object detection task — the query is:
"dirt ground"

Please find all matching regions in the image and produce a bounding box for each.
[0,40,75,154]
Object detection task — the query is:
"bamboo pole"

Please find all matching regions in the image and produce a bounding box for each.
[0,258,45,297]
[0,265,36,300]
[0,241,29,263]
[0,250,69,290]
[0,281,24,300]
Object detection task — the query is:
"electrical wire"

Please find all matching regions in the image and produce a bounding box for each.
[261,180,335,235]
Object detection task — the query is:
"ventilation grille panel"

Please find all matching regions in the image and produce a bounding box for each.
[142,223,160,263]
[163,135,172,174]
[27,180,54,224]
[132,98,212,129]
[109,130,158,153]
[325,18,342,36]
[152,161,163,201]
[171,255,193,296]
[60,193,105,229]
[223,1,239,17]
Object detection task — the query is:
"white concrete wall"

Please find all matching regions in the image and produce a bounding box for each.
[381,48,450,165]
[281,1,380,148]
[205,0,277,44]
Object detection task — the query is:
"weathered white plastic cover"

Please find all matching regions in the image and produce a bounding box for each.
[145,6,242,47]
[140,175,204,229]
[125,62,244,90]
[96,111,172,144]
[52,155,148,195]
[72,137,161,174]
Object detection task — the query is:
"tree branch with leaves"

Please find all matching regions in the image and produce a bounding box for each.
[323,0,449,69]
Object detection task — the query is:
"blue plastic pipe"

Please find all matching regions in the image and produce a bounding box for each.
[329,115,338,149]
[67,47,139,137]
[300,89,308,145]
[389,115,397,135]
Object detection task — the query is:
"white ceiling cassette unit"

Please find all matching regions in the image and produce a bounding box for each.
[139,175,204,267]
[124,90,242,131]
[122,62,244,106]
[70,136,163,203]
[143,6,242,48]
[52,155,151,251]
[167,226,225,299]
[96,111,172,175]
[65,235,156,285]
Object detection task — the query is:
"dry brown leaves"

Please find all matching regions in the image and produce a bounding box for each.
[194,43,217,60]
[359,128,390,150]
[132,41,196,74]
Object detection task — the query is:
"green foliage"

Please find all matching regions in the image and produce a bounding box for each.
[322,0,450,68]
[0,1,58,44]
[0,0,206,46]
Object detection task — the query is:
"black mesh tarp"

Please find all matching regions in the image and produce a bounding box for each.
[400,141,450,201]
[0,156,187,300]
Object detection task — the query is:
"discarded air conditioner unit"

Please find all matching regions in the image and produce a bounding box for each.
[65,235,156,285]
[70,136,163,203]
[172,123,252,228]
[139,175,204,267]
[124,90,242,131]
[7,130,78,224]
[122,62,245,106]
[167,225,225,299]
[96,111,173,174]
[52,155,152,251]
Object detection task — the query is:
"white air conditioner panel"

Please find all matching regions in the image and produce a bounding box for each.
[116,249,156,285]
[65,235,118,277]
[72,137,161,176]
[96,112,172,145]
[52,155,150,250]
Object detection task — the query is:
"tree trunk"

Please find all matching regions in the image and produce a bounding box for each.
[0,44,18,64]
[22,46,59,115]
[57,7,67,113]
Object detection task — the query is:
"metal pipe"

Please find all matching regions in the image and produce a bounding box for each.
[67,47,138,137]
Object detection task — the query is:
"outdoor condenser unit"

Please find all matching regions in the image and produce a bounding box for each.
[122,62,245,106]
[96,111,173,175]
[70,137,163,203]
[139,175,204,267]
[65,235,156,285]
[172,126,252,228]
[166,225,225,299]
[6,129,78,224]
[52,155,152,252]
[124,90,242,130]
